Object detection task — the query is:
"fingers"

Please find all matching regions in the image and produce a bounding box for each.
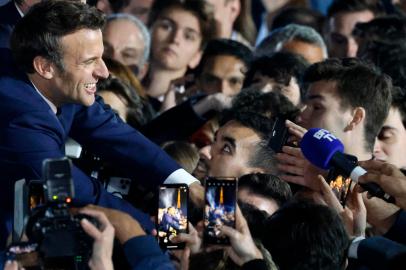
[277,163,304,176]
[286,120,307,139]
[316,175,343,213]
[235,205,249,234]
[79,208,110,231]
[81,218,102,240]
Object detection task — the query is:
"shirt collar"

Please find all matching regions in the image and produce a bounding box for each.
[30,80,58,114]
[14,2,24,18]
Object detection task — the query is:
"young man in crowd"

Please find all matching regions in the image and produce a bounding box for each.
[325,0,379,58]
[143,0,216,112]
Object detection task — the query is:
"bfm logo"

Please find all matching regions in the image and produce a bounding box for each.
[313,129,337,142]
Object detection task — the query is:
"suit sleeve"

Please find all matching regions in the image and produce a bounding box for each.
[0,109,154,231]
[69,96,181,188]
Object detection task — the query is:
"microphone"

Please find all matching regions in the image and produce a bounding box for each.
[300,128,395,204]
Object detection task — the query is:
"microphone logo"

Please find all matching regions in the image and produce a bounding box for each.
[313,129,337,142]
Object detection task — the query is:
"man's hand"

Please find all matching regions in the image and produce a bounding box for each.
[170,223,202,270]
[359,160,406,210]
[189,182,205,207]
[79,208,115,270]
[81,205,146,244]
[192,93,232,116]
[218,205,263,266]
[276,146,326,191]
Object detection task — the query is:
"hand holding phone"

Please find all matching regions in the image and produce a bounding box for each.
[204,177,237,245]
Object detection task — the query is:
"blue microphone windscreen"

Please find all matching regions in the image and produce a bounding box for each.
[300,128,344,170]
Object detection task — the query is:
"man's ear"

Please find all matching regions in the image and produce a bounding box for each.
[344,107,365,131]
[32,56,55,80]
[188,50,202,69]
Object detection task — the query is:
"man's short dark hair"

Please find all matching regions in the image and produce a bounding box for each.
[327,0,381,18]
[244,52,309,100]
[195,38,253,77]
[238,173,292,207]
[232,88,300,121]
[11,1,105,74]
[148,0,216,49]
[263,201,349,270]
[219,111,277,174]
[303,58,392,152]
[354,16,406,89]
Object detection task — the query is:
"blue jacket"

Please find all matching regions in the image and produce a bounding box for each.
[0,1,20,48]
[0,73,181,247]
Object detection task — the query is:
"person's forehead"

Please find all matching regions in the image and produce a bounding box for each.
[330,10,375,35]
[385,107,405,130]
[219,120,260,143]
[203,55,246,75]
[307,80,339,98]
[158,7,201,33]
[105,19,142,35]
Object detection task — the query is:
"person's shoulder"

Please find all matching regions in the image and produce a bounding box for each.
[0,1,21,26]
[0,74,49,115]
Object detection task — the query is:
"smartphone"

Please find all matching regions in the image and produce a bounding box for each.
[157,184,189,249]
[6,242,39,268]
[204,177,237,245]
[326,154,357,206]
[28,181,45,212]
[268,117,290,153]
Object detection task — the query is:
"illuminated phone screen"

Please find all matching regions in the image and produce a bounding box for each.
[204,178,236,244]
[157,184,188,249]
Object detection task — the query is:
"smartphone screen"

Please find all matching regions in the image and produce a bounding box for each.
[326,154,356,206]
[327,168,352,206]
[28,181,45,212]
[157,184,188,249]
[268,117,289,153]
[204,178,237,245]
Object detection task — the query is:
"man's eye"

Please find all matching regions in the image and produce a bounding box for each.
[158,20,173,31]
[222,144,231,154]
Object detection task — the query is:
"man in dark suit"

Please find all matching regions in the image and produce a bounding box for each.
[0,1,201,248]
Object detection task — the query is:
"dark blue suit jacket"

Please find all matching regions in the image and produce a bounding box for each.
[0,1,20,48]
[0,72,181,247]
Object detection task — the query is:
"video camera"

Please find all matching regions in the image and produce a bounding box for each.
[11,157,98,270]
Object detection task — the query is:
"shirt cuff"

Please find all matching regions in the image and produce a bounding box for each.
[164,168,199,186]
[348,236,365,259]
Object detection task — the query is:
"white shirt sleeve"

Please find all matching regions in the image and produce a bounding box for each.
[163,168,200,186]
[348,236,366,259]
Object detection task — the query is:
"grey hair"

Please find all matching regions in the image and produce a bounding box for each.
[256,24,328,59]
[106,13,151,65]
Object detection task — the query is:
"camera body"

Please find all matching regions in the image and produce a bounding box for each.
[23,157,97,270]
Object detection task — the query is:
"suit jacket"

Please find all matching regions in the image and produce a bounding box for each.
[0,1,20,48]
[0,72,181,247]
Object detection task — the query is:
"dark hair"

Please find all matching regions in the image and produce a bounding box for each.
[238,173,292,207]
[195,38,253,77]
[148,0,216,49]
[263,201,349,270]
[272,7,325,34]
[303,58,392,152]
[327,0,381,18]
[238,201,268,240]
[97,75,146,128]
[161,141,199,173]
[232,88,300,120]
[11,1,105,74]
[392,87,406,128]
[219,111,277,174]
[353,16,406,89]
[244,52,309,100]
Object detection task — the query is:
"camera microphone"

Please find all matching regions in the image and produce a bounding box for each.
[300,128,395,204]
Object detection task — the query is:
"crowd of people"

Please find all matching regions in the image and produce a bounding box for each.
[1,0,406,269]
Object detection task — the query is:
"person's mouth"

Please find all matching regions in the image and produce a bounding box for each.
[84,83,97,94]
